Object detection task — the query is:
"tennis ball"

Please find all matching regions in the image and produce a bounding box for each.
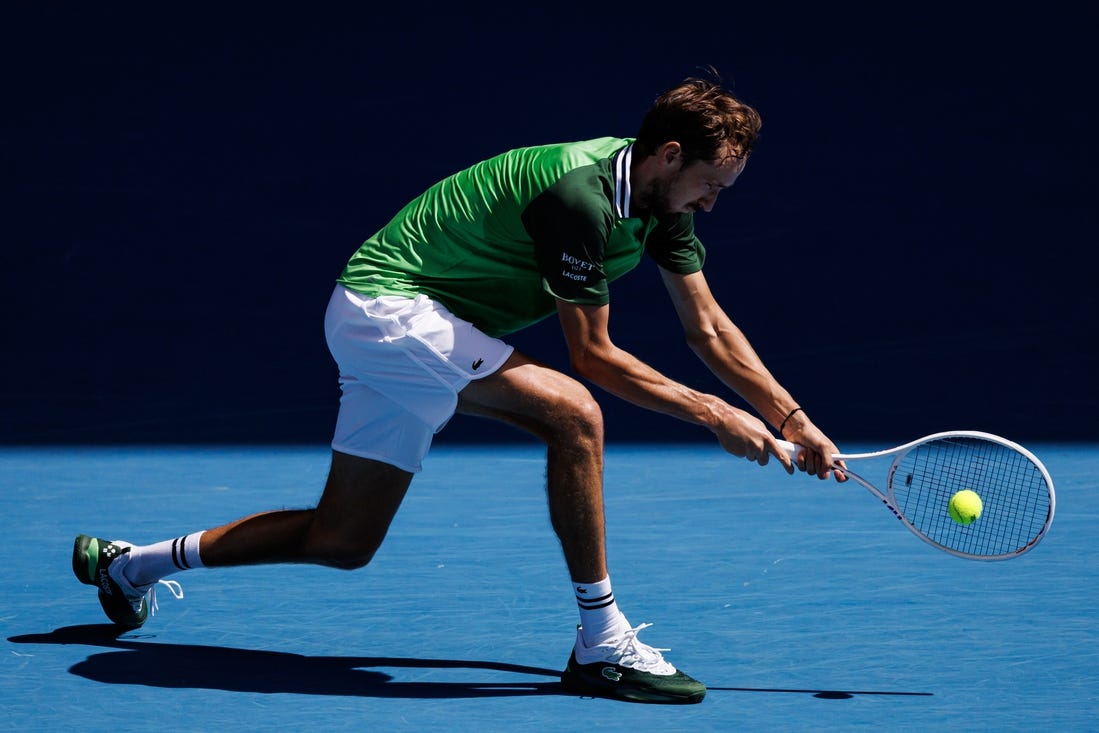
[948,489,983,525]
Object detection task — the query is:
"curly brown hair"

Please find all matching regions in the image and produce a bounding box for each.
[634,74,762,164]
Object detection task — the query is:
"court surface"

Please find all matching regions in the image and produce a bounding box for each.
[3,442,1095,732]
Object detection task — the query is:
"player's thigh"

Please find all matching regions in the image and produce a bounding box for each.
[456,350,603,441]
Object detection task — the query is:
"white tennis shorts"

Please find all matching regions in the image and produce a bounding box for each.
[323,285,513,472]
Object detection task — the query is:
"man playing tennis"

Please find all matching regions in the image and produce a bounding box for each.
[73,73,843,704]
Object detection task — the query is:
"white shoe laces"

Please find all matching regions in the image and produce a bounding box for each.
[108,546,184,618]
[144,579,184,618]
[603,623,677,675]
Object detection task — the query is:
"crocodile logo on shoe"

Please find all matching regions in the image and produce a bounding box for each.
[601,667,622,682]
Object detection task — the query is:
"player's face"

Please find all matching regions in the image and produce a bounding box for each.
[641,145,751,215]
[644,146,747,215]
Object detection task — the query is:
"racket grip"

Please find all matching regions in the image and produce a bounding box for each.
[776,439,800,461]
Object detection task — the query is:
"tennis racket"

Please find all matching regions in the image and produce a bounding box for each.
[778,430,1056,560]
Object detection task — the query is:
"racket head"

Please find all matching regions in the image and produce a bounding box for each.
[880,431,1055,560]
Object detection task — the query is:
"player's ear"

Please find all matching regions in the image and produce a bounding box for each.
[660,141,682,166]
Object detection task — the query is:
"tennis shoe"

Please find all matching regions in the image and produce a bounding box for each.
[560,623,706,704]
[72,535,183,629]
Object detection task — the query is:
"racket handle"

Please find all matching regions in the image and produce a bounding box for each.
[776,439,800,461]
[777,439,850,470]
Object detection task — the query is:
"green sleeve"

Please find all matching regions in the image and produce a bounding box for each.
[645,214,706,273]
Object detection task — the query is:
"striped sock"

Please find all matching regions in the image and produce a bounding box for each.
[574,576,629,646]
[123,531,206,587]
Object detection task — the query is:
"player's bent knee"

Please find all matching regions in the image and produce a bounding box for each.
[572,397,605,437]
[314,545,378,570]
[551,392,605,447]
[304,533,384,570]
[319,553,374,571]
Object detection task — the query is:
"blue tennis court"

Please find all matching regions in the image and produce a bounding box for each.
[3,441,1095,731]
[5,2,1095,730]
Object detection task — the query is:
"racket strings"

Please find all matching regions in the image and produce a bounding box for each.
[888,438,1051,557]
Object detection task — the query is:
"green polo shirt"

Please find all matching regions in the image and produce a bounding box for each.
[337,137,705,337]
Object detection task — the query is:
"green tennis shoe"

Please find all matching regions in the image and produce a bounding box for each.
[72,534,182,629]
[560,623,706,704]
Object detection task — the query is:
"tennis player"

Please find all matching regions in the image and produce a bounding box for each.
[73,72,844,705]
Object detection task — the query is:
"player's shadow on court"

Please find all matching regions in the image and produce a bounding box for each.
[8,625,564,699]
[9,625,933,701]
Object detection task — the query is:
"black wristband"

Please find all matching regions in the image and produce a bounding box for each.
[780,407,804,434]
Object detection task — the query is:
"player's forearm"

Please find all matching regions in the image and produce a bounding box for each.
[572,344,732,430]
[686,327,797,432]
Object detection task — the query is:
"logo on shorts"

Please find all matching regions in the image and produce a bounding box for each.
[472,358,484,370]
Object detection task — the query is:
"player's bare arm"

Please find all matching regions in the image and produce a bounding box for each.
[658,267,844,480]
[554,298,792,471]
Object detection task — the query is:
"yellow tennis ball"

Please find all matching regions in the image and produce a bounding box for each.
[948,489,983,525]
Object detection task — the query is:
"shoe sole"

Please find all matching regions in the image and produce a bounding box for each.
[72,535,99,585]
[561,661,706,704]
[72,534,148,629]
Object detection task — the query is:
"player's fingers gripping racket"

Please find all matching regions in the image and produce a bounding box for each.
[779,431,1056,560]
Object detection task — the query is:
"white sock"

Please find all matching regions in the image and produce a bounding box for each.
[574,576,630,646]
[123,531,206,587]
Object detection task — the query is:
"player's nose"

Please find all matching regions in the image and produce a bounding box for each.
[698,193,718,213]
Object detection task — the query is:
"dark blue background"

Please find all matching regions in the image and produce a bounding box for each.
[4,4,1096,445]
